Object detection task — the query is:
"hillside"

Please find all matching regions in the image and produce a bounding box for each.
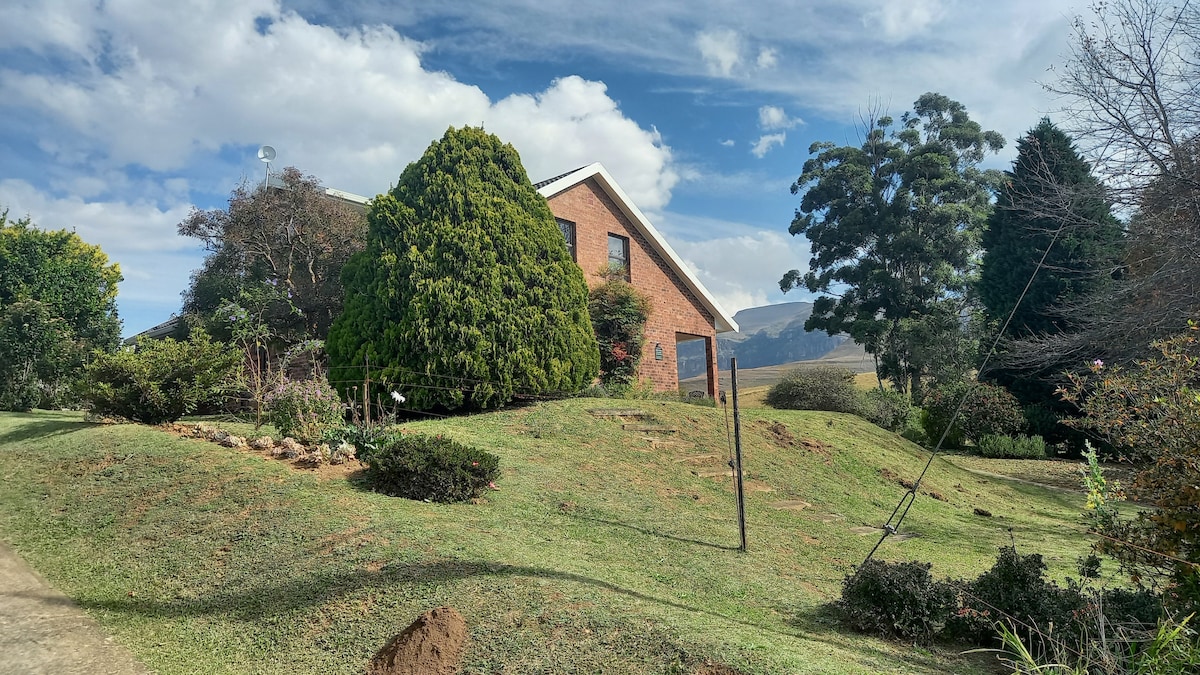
[0,404,1095,674]
[677,302,846,379]
[681,339,874,392]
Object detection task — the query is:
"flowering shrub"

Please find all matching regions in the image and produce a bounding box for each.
[265,377,344,443]
[1060,327,1200,612]
[589,278,651,394]
[360,433,500,503]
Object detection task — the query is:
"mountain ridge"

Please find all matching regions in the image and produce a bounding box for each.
[677,301,848,379]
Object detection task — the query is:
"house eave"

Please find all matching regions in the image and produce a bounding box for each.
[537,163,739,334]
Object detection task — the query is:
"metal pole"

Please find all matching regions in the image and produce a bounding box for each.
[731,357,747,552]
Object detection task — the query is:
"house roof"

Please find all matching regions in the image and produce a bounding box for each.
[265,174,371,210]
[122,316,180,346]
[537,163,738,334]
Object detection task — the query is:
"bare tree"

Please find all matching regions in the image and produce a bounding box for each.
[1006,0,1200,370]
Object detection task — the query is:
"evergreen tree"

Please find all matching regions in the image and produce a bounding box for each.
[327,127,599,411]
[0,212,122,409]
[978,119,1124,409]
[781,93,1004,400]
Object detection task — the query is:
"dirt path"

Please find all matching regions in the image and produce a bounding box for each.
[0,541,151,674]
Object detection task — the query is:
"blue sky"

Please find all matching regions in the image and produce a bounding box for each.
[0,0,1086,337]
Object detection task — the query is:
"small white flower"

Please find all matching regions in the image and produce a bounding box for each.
[390,391,405,404]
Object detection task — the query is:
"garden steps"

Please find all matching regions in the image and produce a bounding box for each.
[588,408,680,437]
[588,408,649,418]
[622,423,677,433]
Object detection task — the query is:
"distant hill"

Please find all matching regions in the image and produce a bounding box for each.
[677,301,847,379]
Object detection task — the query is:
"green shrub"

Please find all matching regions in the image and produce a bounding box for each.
[765,366,864,415]
[921,380,1024,448]
[948,546,1084,646]
[360,433,500,503]
[85,329,240,424]
[861,388,915,432]
[976,434,1047,459]
[265,378,344,443]
[327,126,599,412]
[589,278,651,393]
[322,422,401,461]
[838,559,957,643]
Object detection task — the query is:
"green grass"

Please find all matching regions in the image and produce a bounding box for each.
[0,401,1101,674]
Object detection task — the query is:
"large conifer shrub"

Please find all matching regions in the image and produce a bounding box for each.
[327,127,599,411]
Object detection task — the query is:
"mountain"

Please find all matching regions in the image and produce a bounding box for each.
[677,302,848,379]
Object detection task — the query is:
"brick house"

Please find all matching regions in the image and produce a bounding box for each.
[536,163,738,397]
[127,164,737,396]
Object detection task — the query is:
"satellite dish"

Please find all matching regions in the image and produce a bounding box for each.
[258,145,276,163]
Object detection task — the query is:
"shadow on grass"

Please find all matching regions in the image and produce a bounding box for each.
[565,513,739,552]
[75,557,798,639]
[784,602,982,674]
[0,416,100,445]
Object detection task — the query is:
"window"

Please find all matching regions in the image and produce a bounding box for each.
[556,218,576,261]
[608,233,630,281]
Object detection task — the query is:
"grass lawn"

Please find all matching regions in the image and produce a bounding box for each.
[0,401,1100,674]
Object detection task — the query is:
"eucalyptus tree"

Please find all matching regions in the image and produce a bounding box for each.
[781,93,1003,399]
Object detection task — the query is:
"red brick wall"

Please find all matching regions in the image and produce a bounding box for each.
[547,179,718,395]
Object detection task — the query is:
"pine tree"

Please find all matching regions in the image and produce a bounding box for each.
[978,119,1124,409]
[327,127,599,411]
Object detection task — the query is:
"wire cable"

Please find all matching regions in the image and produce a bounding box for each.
[860,221,1066,567]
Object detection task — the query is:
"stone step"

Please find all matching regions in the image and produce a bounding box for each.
[588,408,649,418]
[673,453,721,463]
[622,424,677,433]
[641,437,693,449]
[769,500,812,510]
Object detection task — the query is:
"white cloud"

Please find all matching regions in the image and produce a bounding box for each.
[0,1,681,333]
[0,3,676,210]
[667,225,812,313]
[330,1,1075,156]
[751,133,787,158]
[863,0,947,42]
[756,47,778,70]
[695,29,741,77]
[719,139,735,147]
[758,105,803,130]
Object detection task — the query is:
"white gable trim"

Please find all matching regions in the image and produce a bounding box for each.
[538,163,738,334]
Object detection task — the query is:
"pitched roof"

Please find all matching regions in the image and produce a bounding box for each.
[532,166,588,190]
[537,163,738,334]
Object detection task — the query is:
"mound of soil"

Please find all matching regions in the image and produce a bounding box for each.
[757,420,796,447]
[367,606,468,675]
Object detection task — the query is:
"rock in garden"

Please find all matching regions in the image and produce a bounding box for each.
[276,437,304,459]
[297,450,323,467]
[330,441,356,465]
[250,436,275,451]
[367,606,468,675]
[220,435,247,448]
